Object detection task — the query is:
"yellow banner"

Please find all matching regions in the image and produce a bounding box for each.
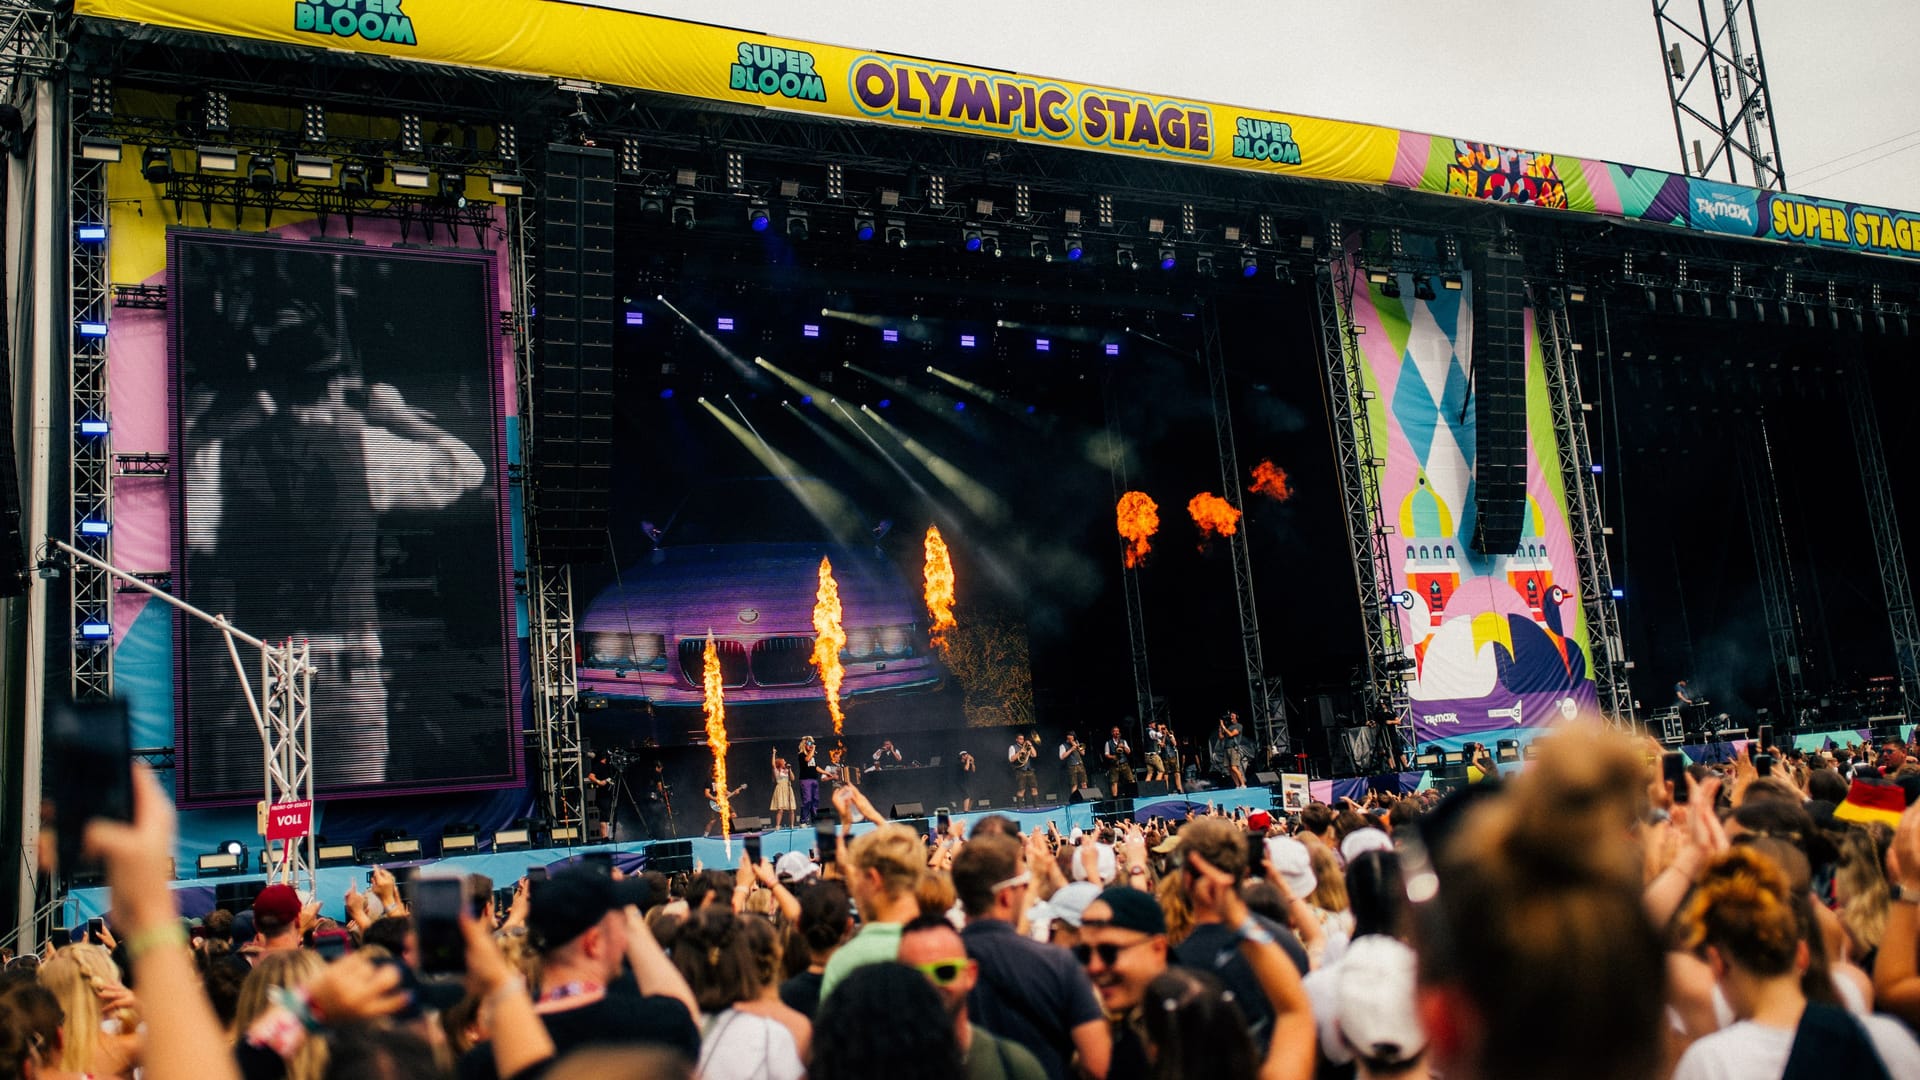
[74,0,1398,185]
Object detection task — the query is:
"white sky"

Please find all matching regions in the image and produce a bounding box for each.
[593,0,1920,212]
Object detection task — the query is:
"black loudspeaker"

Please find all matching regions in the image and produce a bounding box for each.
[1252,771,1281,786]
[535,144,617,563]
[1071,786,1104,804]
[890,802,925,818]
[1315,695,1338,729]
[734,817,770,833]
[1471,246,1529,556]
[897,817,930,836]
[648,839,694,875]
[1136,780,1169,798]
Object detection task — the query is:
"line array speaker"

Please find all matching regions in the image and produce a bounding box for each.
[1471,247,1529,556]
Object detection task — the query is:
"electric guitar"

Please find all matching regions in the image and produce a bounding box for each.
[707,784,747,812]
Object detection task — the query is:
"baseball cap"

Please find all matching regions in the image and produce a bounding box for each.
[1339,827,1393,865]
[1071,842,1118,885]
[230,909,256,943]
[1151,833,1182,855]
[1088,885,1166,936]
[1246,809,1273,832]
[253,884,302,929]
[774,850,820,884]
[527,867,651,950]
[1037,882,1101,929]
[1335,936,1427,1066]
[1265,836,1316,898]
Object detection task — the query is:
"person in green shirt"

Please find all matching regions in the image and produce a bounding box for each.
[818,786,925,1002]
[900,916,1049,1080]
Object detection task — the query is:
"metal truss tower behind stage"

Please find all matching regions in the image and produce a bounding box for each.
[1652,0,1788,191]
[68,87,112,702]
[1848,363,1920,725]
[510,193,584,837]
[1316,228,1410,737]
[1201,303,1286,755]
[1539,292,1635,726]
[1739,416,1808,725]
[1101,375,1158,739]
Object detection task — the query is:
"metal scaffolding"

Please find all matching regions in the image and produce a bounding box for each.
[1315,229,1410,734]
[1100,374,1157,738]
[1739,415,1807,724]
[1200,302,1285,755]
[509,192,584,836]
[1538,291,1636,725]
[68,90,112,701]
[1847,362,1920,724]
[1651,0,1787,190]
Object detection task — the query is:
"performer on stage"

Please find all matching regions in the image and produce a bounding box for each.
[827,743,856,790]
[586,748,617,841]
[704,780,748,837]
[1157,721,1186,794]
[1217,712,1248,789]
[1675,680,1697,709]
[871,739,904,769]
[795,736,822,823]
[647,760,675,838]
[1009,733,1040,808]
[954,749,978,811]
[770,749,797,831]
[1059,732,1089,795]
[1143,723,1168,783]
[1104,725,1135,794]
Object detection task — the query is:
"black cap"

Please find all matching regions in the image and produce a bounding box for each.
[527,867,651,951]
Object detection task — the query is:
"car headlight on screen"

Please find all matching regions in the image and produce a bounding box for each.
[584,632,629,667]
[633,633,667,670]
[878,624,914,658]
[843,628,877,660]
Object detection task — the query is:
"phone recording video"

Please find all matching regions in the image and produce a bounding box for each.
[1662,752,1688,803]
[413,877,465,977]
[743,833,763,866]
[47,697,132,875]
[815,820,838,865]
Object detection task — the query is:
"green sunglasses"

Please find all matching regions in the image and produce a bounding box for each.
[912,959,968,986]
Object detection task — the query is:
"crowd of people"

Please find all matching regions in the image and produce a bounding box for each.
[11,728,1920,1078]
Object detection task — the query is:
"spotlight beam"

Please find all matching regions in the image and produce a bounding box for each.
[843,363,976,434]
[697,397,863,543]
[923,365,1047,430]
[783,402,894,490]
[859,405,1009,524]
[659,294,765,384]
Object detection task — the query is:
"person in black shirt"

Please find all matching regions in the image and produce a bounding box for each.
[796,736,822,823]
[456,867,700,1080]
[587,750,617,840]
[1075,887,1171,1080]
[779,881,853,1020]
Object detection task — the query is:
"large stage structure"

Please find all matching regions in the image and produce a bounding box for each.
[0,0,1917,936]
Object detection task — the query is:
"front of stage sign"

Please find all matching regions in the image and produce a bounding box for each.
[74,0,1920,264]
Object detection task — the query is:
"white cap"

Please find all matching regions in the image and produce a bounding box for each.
[774,850,820,884]
[1266,836,1316,898]
[1071,842,1118,885]
[1038,881,1102,929]
[1335,936,1427,1066]
[1339,827,1394,865]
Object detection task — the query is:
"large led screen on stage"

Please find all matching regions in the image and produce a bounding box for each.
[169,234,517,803]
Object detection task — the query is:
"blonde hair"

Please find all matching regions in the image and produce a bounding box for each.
[1155,871,1193,947]
[38,944,123,1075]
[1835,827,1891,957]
[1306,842,1348,913]
[232,950,328,1080]
[847,823,924,897]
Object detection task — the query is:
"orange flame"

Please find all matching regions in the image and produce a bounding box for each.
[701,631,733,846]
[811,557,847,735]
[1116,491,1160,569]
[1250,459,1294,502]
[923,525,957,653]
[1188,492,1242,539]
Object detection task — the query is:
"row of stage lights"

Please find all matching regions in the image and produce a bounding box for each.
[624,306,1126,357]
[78,138,529,201]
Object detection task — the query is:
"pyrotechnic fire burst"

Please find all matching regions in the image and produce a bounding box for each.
[1116,491,1160,568]
[811,557,847,735]
[1188,492,1242,539]
[701,631,733,849]
[924,525,956,653]
[1250,459,1294,502]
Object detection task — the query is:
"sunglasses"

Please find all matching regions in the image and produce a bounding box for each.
[1071,938,1153,967]
[912,959,968,986]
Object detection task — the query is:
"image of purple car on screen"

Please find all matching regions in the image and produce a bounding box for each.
[578,482,942,705]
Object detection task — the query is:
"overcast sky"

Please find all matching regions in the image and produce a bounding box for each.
[594,0,1920,212]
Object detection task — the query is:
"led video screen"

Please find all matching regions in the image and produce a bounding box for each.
[169,234,517,802]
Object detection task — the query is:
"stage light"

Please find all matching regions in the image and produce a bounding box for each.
[786,210,809,240]
[77,419,108,436]
[245,153,277,191]
[962,226,983,252]
[724,149,745,191]
[1240,250,1258,277]
[1567,286,1588,303]
[959,334,976,348]
[1496,739,1519,763]
[1065,234,1084,261]
[954,401,966,411]
[78,520,110,537]
[659,388,674,399]
[1029,238,1052,262]
[1610,588,1625,599]
[1158,246,1176,271]
[341,161,371,196]
[75,224,107,243]
[1036,338,1050,352]
[747,200,770,231]
[625,311,645,326]
[1381,276,1402,299]
[77,321,108,338]
[197,844,245,876]
[884,218,907,248]
[293,154,333,183]
[140,146,171,183]
[1442,275,1462,290]
[878,398,892,408]
[803,324,820,338]
[1194,253,1216,278]
[381,836,423,859]
[391,163,432,190]
[1105,343,1121,356]
[800,395,813,405]
[88,76,113,118]
[716,317,735,331]
[79,136,122,163]
[439,824,479,853]
[1367,269,1389,285]
[671,196,696,229]
[440,173,468,209]
[1414,277,1438,301]
[79,621,112,640]
[1115,244,1137,270]
[826,162,844,200]
[303,102,326,143]
[853,213,875,241]
[399,113,422,155]
[883,329,900,343]
[488,173,528,197]
[1590,463,1604,474]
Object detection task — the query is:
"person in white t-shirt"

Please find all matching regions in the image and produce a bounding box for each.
[1675,845,1920,1080]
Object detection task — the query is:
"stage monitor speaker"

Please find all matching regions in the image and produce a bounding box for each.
[535,143,617,563]
[1471,246,1529,556]
[1135,780,1169,798]
[1071,786,1104,804]
[648,839,694,875]
[1315,695,1338,730]
[734,816,770,833]
[890,802,925,819]
[1252,771,1281,786]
